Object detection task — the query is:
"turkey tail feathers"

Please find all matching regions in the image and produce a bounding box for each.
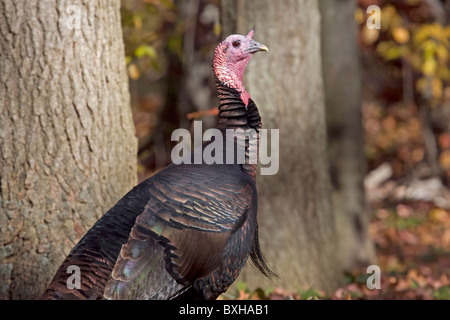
[249,225,278,279]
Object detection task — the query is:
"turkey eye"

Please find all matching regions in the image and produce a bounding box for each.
[232,40,241,48]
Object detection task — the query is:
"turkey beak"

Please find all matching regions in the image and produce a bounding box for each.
[246,40,269,53]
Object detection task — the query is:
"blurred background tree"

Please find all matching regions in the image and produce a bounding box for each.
[319,0,377,272]
[221,0,344,293]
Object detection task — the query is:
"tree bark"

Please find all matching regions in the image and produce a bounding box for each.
[221,0,344,292]
[0,0,137,299]
[319,0,376,270]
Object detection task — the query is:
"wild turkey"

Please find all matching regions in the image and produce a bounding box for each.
[41,30,272,300]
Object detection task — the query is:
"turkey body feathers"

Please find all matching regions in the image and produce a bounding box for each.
[42,161,261,300]
[105,163,258,300]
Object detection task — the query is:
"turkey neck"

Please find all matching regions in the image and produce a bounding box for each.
[215,78,262,180]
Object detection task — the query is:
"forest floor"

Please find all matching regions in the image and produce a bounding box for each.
[223,201,450,300]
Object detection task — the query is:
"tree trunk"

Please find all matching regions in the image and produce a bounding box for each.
[0,0,137,299]
[221,0,344,293]
[319,0,376,270]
